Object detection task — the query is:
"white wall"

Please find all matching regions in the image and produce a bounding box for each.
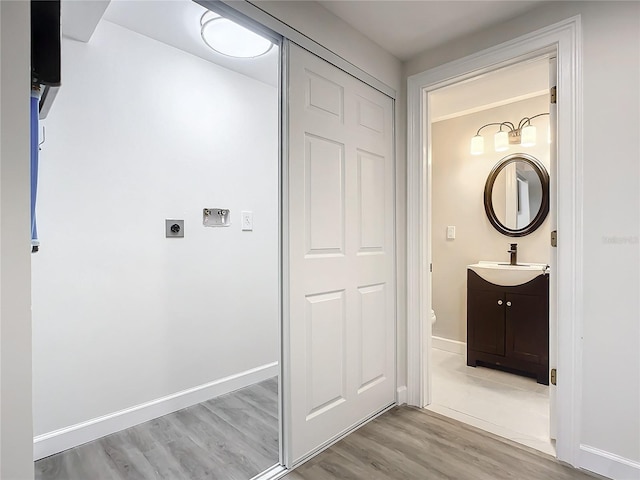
[432,95,550,343]
[32,20,279,438]
[0,2,34,478]
[406,1,640,475]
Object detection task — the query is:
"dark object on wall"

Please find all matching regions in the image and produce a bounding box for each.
[484,153,550,237]
[467,270,549,384]
[32,0,61,119]
[31,0,61,86]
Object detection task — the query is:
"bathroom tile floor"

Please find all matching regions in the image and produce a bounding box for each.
[426,348,555,456]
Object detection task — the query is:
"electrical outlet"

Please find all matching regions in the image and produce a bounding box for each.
[166,219,184,238]
[241,211,253,231]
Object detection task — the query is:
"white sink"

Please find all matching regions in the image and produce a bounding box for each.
[468,261,549,286]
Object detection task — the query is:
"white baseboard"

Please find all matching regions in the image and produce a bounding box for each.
[34,362,279,460]
[396,386,407,405]
[432,336,466,355]
[579,444,640,480]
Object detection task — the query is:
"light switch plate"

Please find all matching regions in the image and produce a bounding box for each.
[447,225,456,239]
[241,211,253,231]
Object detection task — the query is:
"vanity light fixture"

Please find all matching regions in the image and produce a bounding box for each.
[470,113,549,155]
[200,11,274,59]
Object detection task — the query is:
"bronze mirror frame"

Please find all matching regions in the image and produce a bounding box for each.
[483,153,550,237]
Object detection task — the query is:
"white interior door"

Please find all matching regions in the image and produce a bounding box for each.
[286,42,396,466]
[548,56,558,440]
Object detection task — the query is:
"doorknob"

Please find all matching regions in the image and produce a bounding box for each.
[497,300,503,305]
[506,301,512,307]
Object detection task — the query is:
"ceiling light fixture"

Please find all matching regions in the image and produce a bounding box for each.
[470,113,549,155]
[200,11,273,59]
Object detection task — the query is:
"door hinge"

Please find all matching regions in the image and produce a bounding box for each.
[430,263,433,273]
[550,86,557,104]
[550,368,557,385]
[551,230,557,247]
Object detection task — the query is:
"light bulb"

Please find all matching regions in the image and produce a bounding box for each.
[494,130,509,152]
[470,135,484,155]
[521,124,536,147]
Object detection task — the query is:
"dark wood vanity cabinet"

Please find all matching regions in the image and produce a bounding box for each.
[467,270,549,384]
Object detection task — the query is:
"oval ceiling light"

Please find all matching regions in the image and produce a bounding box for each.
[200,11,221,25]
[200,11,273,59]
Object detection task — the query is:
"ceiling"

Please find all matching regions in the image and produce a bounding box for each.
[100,0,280,86]
[318,1,545,60]
[63,0,548,91]
[430,56,549,121]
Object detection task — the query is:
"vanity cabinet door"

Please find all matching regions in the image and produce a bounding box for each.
[505,293,548,365]
[468,289,505,356]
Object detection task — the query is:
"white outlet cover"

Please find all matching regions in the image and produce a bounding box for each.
[241,211,253,231]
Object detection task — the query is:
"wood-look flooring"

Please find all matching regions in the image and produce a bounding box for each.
[285,407,601,480]
[37,383,601,480]
[35,378,279,480]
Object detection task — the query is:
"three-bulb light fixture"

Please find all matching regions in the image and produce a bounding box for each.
[470,113,550,155]
[200,10,274,58]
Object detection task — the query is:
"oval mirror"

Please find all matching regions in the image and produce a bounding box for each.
[484,153,549,237]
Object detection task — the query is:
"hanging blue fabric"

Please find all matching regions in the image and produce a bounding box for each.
[31,88,40,252]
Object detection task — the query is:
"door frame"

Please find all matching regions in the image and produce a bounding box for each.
[406,15,583,466]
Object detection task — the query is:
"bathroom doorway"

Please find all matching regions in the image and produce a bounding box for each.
[406,17,582,463]
[425,57,555,455]
[31,1,283,479]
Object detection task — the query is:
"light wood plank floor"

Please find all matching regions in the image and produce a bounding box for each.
[285,407,601,480]
[35,378,279,480]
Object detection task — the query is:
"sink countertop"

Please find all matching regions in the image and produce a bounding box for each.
[468,261,549,286]
[473,260,549,269]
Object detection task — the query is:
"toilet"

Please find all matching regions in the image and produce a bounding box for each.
[431,309,437,325]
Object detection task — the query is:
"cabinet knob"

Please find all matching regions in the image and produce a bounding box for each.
[506,301,512,307]
[497,300,503,305]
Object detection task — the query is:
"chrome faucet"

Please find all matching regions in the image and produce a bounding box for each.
[508,243,518,265]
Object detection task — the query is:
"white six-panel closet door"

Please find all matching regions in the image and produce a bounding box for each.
[285,42,396,466]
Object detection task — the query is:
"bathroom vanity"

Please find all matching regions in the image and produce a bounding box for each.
[466,266,549,385]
